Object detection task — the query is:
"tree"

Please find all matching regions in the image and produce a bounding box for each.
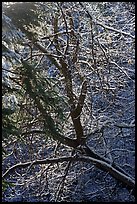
[2,2,135,202]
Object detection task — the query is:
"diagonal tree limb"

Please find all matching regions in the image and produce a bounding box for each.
[79,2,135,39]
[2,155,135,196]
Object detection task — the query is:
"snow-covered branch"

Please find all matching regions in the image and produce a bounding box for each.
[2,155,135,195]
[96,21,135,39]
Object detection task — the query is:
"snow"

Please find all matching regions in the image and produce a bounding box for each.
[2,2,135,202]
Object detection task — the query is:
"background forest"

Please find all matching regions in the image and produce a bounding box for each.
[2,2,135,202]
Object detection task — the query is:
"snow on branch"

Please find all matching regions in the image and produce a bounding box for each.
[115,122,135,128]
[2,155,135,195]
[96,21,135,39]
[79,2,135,39]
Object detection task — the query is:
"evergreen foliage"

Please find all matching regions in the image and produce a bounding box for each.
[2,2,135,202]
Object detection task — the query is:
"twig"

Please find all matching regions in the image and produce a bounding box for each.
[57,2,70,55]
[79,2,135,39]
[55,150,75,201]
